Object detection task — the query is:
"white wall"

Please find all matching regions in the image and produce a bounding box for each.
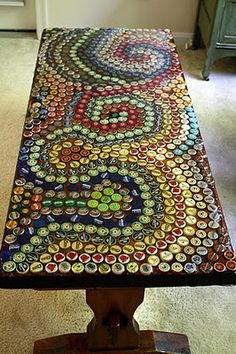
[42,0,198,35]
[0,0,36,29]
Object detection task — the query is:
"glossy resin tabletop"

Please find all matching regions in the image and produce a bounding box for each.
[0,28,235,289]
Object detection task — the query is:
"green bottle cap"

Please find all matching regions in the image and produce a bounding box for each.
[76,200,86,208]
[61,223,73,232]
[21,243,34,253]
[3,261,16,273]
[109,203,120,211]
[91,191,102,200]
[65,200,75,207]
[101,196,111,204]
[48,223,60,231]
[53,200,64,208]
[98,203,109,212]
[68,176,80,184]
[42,199,52,207]
[110,227,121,237]
[13,252,26,263]
[103,187,114,196]
[97,227,109,236]
[111,193,122,202]
[143,207,154,216]
[37,227,49,237]
[139,215,151,224]
[87,200,99,208]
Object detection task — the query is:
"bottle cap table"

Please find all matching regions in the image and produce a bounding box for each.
[0,28,235,353]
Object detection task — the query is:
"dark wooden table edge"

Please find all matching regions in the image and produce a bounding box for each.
[0,272,235,289]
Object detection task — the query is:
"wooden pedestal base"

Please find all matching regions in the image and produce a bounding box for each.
[34,330,190,354]
[34,288,190,354]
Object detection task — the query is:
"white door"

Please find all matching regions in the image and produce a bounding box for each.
[0,0,36,30]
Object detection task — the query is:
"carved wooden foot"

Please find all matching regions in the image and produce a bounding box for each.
[34,331,190,354]
[34,288,191,354]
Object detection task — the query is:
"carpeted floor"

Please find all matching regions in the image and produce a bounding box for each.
[0,36,235,354]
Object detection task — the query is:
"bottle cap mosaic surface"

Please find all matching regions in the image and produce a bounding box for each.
[0,28,235,288]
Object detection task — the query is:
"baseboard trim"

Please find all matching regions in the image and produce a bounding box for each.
[173,32,193,47]
[0,1,24,6]
[0,29,35,32]
[0,30,36,38]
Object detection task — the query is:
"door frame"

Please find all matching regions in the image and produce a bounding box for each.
[35,0,48,39]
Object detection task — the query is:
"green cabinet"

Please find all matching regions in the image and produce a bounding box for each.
[194,0,236,79]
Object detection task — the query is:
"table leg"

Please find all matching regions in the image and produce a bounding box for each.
[34,288,191,354]
[86,288,144,350]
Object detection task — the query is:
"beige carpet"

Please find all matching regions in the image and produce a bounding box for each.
[0,36,235,354]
